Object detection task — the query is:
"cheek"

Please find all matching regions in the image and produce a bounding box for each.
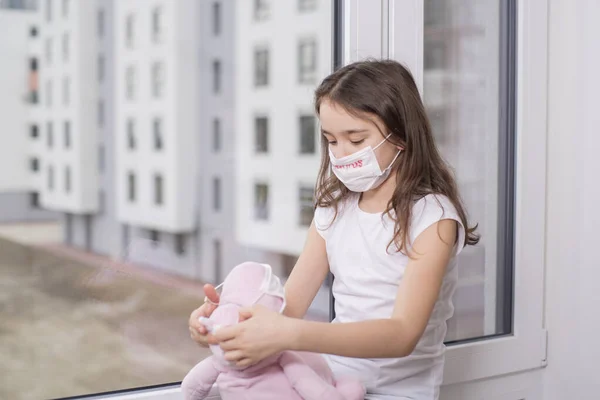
[376,144,399,169]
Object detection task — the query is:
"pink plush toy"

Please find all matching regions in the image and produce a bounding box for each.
[181,261,365,400]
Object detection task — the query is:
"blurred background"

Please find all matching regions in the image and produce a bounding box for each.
[0,0,513,398]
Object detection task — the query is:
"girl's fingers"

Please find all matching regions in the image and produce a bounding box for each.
[224,350,245,362]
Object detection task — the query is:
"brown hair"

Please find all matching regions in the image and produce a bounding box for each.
[314,59,479,254]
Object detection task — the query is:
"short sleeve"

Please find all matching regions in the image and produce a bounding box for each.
[409,194,466,256]
[313,205,336,241]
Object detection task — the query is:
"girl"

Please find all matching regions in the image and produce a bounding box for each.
[189,59,479,400]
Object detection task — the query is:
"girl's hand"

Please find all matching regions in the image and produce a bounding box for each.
[188,284,220,347]
[209,305,296,368]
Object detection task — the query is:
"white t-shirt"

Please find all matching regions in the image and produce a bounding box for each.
[314,193,466,400]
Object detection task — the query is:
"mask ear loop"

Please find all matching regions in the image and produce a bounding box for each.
[204,282,224,306]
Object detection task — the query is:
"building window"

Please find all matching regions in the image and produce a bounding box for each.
[30,124,39,139]
[299,186,315,226]
[98,55,105,82]
[153,118,163,150]
[98,100,104,127]
[127,172,136,202]
[64,121,70,149]
[64,166,71,193]
[46,0,52,22]
[152,62,164,98]
[29,58,39,104]
[213,239,222,282]
[298,0,317,12]
[254,183,269,220]
[213,177,221,211]
[62,0,68,17]
[30,26,38,37]
[98,9,104,37]
[212,118,221,152]
[48,166,54,190]
[45,38,52,64]
[298,39,317,84]
[175,234,185,256]
[46,80,52,107]
[47,122,53,148]
[98,190,105,214]
[255,116,268,153]
[30,157,39,172]
[212,2,221,36]
[126,65,135,100]
[98,145,105,173]
[62,33,69,61]
[152,6,162,43]
[254,48,269,87]
[127,119,135,150]
[299,115,316,154]
[126,14,135,48]
[254,0,270,20]
[154,174,163,205]
[62,77,69,105]
[31,192,40,208]
[149,229,160,244]
[212,59,221,94]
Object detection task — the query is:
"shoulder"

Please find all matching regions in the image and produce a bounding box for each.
[314,194,358,240]
[410,194,466,256]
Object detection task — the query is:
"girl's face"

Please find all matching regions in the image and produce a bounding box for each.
[319,99,401,171]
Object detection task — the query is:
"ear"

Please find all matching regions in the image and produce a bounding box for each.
[396,145,404,151]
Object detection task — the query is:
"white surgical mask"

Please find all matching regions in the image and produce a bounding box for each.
[329,133,401,192]
[204,263,287,314]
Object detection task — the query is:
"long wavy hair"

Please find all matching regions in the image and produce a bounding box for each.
[314,59,479,254]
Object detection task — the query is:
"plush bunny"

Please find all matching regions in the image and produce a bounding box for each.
[181,261,365,400]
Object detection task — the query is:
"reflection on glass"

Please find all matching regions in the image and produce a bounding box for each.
[423,0,511,342]
[0,0,332,398]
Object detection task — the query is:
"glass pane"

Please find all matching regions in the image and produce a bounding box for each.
[0,0,332,398]
[423,0,514,342]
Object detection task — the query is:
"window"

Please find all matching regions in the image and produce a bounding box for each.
[63,121,70,149]
[125,14,135,48]
[98,190,105,214]
[254,0,269,20]
[127,172,136,202]
[97,9,104,37]
[212,59,221,93]
[154,174,163,206]
[45,38,52,64]
[127,119,135,150]
[213,239,222,283]
[149,230,160,244]
[30,157,39,172]
[98,145,105,173]
[126,66,135,100]
[62,33,69,61]
[298,39,317,84]
[298,0,317,12]
[46,80,52,107]
[98,100,104,127]
[153,118,163,150]
[152,62,165,98]
[152,7,163,43]
[29,58,39,104]
[254,48,269,87]
[30,192,40,208]
[254,183,269,220]
[175,234,185,256]
[62,0,68,17]
[255,116,268,153]
[298,186,314,226]
[62,77,69,105]
[299,115,316,154]
[30,124,39,139]
[64,166,71,193]
[30,26,38,37]
[212,2,221,36]
[213,177,221,211]
[46,122,53,148]
[46,0,52,21]
[98,55,105,82]
[47,165,54,190]
[212,118,221,152]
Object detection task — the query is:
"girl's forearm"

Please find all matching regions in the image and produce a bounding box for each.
[287,318,416,359]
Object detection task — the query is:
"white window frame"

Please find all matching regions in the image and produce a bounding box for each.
[90,1,549,399]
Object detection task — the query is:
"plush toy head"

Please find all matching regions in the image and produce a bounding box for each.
[200,262,286,368]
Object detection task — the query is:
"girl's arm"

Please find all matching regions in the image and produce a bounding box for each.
[282,222,330,319]
[289,219,457,358]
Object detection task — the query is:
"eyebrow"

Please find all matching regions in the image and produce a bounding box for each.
[320,128,368,135]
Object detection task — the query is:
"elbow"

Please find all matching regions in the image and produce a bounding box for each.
[388,320,420,357]
[392,340,417,358]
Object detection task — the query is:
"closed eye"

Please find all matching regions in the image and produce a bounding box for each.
[351,139,365,145]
